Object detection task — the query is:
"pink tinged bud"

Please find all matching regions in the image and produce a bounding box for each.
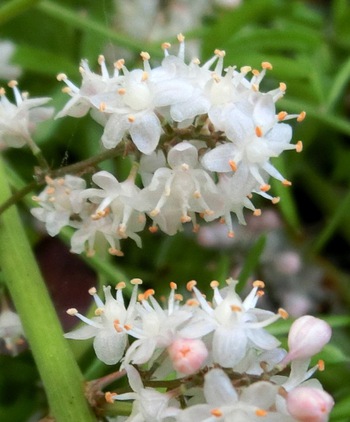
[287,387,334,422]
[168,338,208,375]
[284,316,332,363]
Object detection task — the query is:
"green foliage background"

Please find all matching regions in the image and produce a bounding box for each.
[0,0,349,420]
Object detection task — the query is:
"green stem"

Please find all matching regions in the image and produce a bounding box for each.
[0,156,96,421]
[0,0,42,24]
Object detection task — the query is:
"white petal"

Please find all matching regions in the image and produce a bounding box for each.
[204,368,238,406]
[129,112,161,154]
[94,329,127,365]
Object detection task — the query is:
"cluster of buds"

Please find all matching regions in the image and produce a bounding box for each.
[30,35,305,256]
[65,278,333,421]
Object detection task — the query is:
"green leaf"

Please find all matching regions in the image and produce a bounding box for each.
[238,234,266,291]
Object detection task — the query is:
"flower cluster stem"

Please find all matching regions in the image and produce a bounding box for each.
[0,156,96,422]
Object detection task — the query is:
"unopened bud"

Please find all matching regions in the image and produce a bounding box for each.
[168,338,208,375]
[287,387,334,422]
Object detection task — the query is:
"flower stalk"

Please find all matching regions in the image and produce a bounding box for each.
[0,155,96,421]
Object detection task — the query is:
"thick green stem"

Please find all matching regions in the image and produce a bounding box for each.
[0,156,96,421]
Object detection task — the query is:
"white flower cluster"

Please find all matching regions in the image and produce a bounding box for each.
[31,36,304,255]
[65,278,333,421]
[0,81,53,149]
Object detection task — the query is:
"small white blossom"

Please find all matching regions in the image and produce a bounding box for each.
[0,81,53,148]
[31,175,86,236]
[65,280,140,365]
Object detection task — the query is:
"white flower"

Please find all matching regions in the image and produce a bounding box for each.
[65,280,140,365]
[135,142,223,235]
[0,40,21,80]
[31,175,86,236]
[106,365,179,422]
[0,81,53,148]
[176,368,292,422]
[0,305,25,356]
[185,279,284,368]
[124,283,195,366]
[56,55,121,119]
[81,170,146,239]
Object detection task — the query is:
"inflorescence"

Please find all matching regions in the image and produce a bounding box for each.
[65,278,333,421]
[25,34,305,256]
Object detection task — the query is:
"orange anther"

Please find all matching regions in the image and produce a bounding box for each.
[282,180,292,186]
[278,308,289,319]
[210,280,220,289]
[277,111,288,121]
[261,61,273,70]
[297,111,306,122]
[253,280,265,288]
[105,392,117,403]
[186,280,197,291]
[229,159,237,171]
[296,140,303,152]
[260,184,271,192]
[211,408,223,417]
[255,126,263,137]
[170,282,177,290]
[256,409,268,417]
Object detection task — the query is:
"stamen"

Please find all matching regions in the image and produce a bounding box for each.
[256,409,268,417]
[211,408,223,417]
[318,359,325,371]
[214,49,225,58]
[105,392,117,403]
[296,140,303,152]
[261,61,273,70]
[108,248,124,257]
[279,82,287,91]
[253,209,262,216]
[282,180,292,186]
[210,280,220,289]
[118,88,126,95]
[161,42,171,50]
[66,308,78,316]
[143,289,155,299]
[130,278,143,285]
[278,308,289,319]
[116,282,126,290]
[260,184,270,192]
[174,293,183,301]
[140,51,150,61]
[186,298,199,307]
[229,159,237,171]
[88,287,97,295]
[56,73,67,81]
[128,115,135,123]
[253,280,265,288]
[177,33,185,43]
[231,305,242,312]
[170,282,177,290]
[277,111,288,121]
[114,59,125,70]
[227,230,235,238]
[255,126,263,137]
[297,111,306,122]
[272,197,280,204]
[186,280,197,291]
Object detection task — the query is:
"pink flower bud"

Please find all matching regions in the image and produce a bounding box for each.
[168,338,208,375]
[287,387,334,422]
[284,316,331,363]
